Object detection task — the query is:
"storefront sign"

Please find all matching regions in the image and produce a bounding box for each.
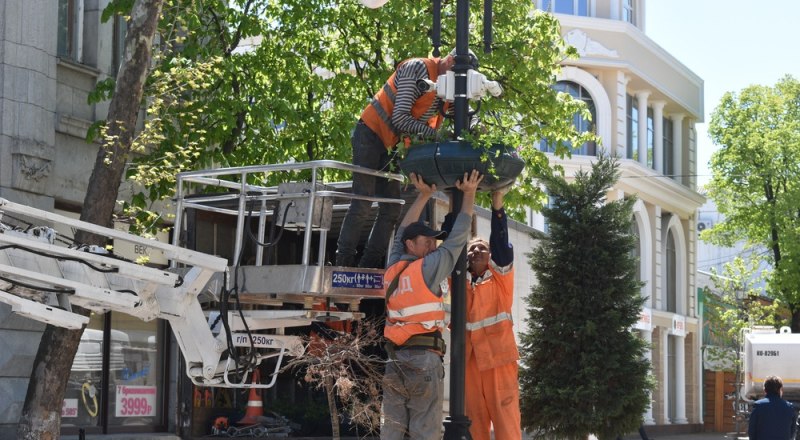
[671,315,686,337]
[115,385,156,417]
[633,307,652,331]
[62,398,78,418]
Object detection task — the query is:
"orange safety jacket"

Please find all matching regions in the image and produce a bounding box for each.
[361,58,449,149]
[466,263,519,371]
[384,259,447,346]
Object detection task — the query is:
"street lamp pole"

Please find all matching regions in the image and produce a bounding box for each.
[442,0,472,438]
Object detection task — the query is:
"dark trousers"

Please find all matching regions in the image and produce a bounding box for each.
[335,121,401,268]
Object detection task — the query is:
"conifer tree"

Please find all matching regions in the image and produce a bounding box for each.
[519,155,652,439]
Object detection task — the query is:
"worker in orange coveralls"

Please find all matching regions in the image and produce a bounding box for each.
[464,187,521,440]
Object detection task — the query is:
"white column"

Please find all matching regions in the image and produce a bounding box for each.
[671,113,684,183]
[635,91,650,166]
[652,101,665,173]
[660,327,669,424]
[642,329,655,425]
[674,335,688,423]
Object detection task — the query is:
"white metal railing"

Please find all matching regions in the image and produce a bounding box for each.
[173,160,406,268]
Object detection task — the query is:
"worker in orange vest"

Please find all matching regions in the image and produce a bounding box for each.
[465,187,521,440]
[335,52,457,269]
[382,170,482,440]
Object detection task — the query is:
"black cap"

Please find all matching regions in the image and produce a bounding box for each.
[401,221,447,242]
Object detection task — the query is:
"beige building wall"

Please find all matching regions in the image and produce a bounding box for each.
[532,0,706,434]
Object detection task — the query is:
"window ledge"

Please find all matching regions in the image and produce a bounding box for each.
[56,113,94,140]
[57,57,101,78]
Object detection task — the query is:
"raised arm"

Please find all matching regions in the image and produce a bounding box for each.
[456,170,482,217]
[490,188,513,266]
[400,173,436,228]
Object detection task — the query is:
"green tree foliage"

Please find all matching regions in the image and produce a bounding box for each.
[93,0,590,230]
[705,75,800,332]
[701,256,784,370]
[703,257,784,344]
[519,155,651,439]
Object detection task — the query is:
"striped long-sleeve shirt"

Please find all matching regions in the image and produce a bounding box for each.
[390,58,444,139]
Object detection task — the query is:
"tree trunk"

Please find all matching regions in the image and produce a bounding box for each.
[16,0,163,438]
[16,325,85,440]
[325,376,340,440]
[77,0,164,237]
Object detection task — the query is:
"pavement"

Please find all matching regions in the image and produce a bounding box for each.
[61,430,748,440]
[618,433,746,440]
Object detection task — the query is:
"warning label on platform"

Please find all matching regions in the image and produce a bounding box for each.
[332,271,383,289]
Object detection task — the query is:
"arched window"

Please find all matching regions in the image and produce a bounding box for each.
[540,81,597,156]
[665,230,677,312]
[631,219,641,284]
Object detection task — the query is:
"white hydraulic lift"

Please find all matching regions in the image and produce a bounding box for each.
[0,160,404,389]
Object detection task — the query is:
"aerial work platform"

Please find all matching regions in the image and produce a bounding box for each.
[0,160,404,388]
[173,160,405,308]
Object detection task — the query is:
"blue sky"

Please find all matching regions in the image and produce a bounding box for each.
[645,0,800,187]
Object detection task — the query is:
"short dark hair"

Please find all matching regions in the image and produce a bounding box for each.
[764,375,783,394]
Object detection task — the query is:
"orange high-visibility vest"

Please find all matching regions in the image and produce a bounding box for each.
[361,58,448,148]
[384,259,447,345]
[466,264,519,371]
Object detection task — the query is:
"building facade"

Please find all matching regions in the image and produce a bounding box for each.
[530,0,706,434]
[1,0,706,438]
[0,1,179,438]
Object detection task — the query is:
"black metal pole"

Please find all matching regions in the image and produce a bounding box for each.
[442,0,472,438]
[484,0,493,54]
[432,0,441,57]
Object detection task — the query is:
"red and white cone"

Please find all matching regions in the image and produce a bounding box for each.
[237,370,264,425]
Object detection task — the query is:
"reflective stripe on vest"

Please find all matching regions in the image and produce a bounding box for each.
[466,311,513,331]
[387,302,445,319]
[361,58,443,148]
[386,319,446,331]
[382,82,396,101]
[384,258,446,345]
[370,99,396,136]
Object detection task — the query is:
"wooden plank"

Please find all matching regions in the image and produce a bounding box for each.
[715,370,724,431]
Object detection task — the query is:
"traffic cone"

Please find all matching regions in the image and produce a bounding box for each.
[237,370,264,425]
[193,387,202,407]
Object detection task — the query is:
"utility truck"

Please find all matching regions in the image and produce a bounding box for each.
[738,325,800,438]
[741,326,800,401]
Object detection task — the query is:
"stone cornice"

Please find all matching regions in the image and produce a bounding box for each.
[549,155,706,218]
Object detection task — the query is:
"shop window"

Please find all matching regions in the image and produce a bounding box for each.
[62,311,166,434]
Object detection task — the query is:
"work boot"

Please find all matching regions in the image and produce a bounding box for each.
[358,257,384,269]
[335,253,356,267]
